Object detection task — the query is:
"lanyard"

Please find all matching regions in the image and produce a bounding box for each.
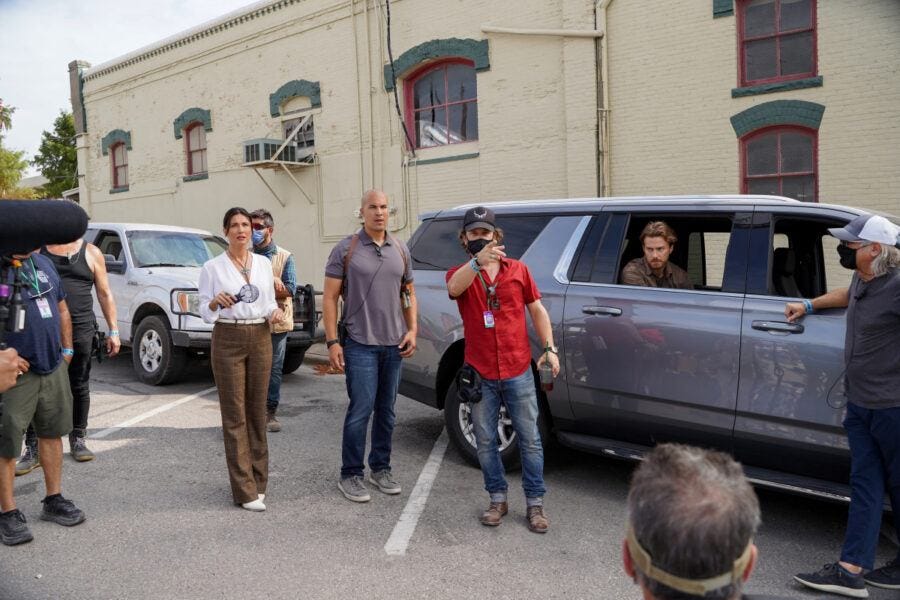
[18,258,42,297]
[476,271,500,310]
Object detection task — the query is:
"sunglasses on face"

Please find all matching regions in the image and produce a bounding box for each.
[251,223,269,231]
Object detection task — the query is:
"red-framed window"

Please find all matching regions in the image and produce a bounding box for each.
[185,122,208,175]
[404,59,478,149]
[741,126,817,202]
[737,0,816,86]
[111,142,128,188]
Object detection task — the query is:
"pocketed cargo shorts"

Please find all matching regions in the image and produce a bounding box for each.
[0,362,72,458]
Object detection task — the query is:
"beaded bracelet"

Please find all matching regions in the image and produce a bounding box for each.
[802,299,814,314]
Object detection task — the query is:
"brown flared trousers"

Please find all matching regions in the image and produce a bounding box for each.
[211,322,273,504]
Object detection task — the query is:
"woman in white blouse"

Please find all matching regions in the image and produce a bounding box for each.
[199,207,284,512]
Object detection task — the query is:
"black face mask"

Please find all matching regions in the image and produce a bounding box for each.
[837,244,857,270]
[466,238,492,256]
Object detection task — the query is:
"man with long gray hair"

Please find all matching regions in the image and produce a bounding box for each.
[786,213,900,597]
[623,444,787,600]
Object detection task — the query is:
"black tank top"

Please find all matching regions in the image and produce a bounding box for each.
[43,242,95,324]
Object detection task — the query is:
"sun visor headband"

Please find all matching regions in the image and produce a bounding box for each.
[626,526,753,596]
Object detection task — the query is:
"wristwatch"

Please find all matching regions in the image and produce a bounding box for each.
[326,339,340,349]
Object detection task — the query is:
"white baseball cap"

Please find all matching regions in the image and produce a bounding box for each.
[828,214,900,247]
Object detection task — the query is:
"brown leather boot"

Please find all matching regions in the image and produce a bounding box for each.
[266,410,282,433]
[526,506,549,533]
[480,501,508,527]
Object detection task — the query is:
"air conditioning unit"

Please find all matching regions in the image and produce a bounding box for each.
[242,138,297,164]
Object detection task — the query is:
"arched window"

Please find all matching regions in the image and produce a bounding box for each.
[741,126,817,202]
[185,122,208,175]
[111,142,128,189]
[737,0,817,86]
[405,59,478,149]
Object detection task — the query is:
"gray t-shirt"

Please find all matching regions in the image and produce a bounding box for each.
[325,229,413,346]
[845,267,900,409]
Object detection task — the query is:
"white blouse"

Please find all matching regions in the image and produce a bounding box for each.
[199,251,278,324]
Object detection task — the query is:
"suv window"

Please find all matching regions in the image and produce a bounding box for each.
[762,216,853,298]
[410,215,552,270]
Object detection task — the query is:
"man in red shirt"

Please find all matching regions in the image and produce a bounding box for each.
[446,206,559,533]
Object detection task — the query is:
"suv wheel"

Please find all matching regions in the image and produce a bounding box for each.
[132,315,188,385]
[281,347,308,375]
[443,376,520,469]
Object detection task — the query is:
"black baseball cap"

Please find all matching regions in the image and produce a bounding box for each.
[463,206,496,232]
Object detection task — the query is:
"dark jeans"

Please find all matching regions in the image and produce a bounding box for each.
[24,321,94,447]
[340,337,402,479]
[266,332,288,412]
[840,401,900,569]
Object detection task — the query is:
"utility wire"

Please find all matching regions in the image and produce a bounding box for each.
[384,0,416,156]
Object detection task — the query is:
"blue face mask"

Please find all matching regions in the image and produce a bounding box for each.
[252,230,266,247]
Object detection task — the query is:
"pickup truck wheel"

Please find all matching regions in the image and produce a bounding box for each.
[281,347,308,375]
[132,315,187,385]
[444,378,520,469]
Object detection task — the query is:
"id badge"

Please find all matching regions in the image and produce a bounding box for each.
[483,311,495,329]
[36,297,53,319]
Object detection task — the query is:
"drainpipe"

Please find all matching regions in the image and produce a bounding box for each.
[596,0,613,197]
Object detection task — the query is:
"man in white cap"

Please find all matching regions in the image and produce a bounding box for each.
[786,213,900,597]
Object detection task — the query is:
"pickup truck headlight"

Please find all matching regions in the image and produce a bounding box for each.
[171,289,201,317]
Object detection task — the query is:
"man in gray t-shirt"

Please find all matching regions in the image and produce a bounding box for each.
[785,213,900,596]
[323,189,417,503]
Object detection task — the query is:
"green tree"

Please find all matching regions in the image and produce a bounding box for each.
[32,111,77,198]
[0,99,15,144]
[0,146,28,194]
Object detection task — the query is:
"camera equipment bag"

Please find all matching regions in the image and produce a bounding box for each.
[456,364,483,404]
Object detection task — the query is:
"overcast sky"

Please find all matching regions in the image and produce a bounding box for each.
[0,0,256,175]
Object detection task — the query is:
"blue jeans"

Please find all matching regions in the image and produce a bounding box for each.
[340,337,402,479]
[840,402,900,569]
[266,332,288,412]
[471,368,546,499]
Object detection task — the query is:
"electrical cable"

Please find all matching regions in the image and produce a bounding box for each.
[384,0,416,156]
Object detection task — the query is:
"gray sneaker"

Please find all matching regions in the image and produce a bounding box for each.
[367,470,401,495]
[15,444,40,476]
[69,434,95,462]
[338,476,371,503]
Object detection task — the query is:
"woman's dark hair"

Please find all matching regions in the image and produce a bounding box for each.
[222,207,252,231]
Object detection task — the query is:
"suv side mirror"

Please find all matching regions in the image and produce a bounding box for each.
[104,254,126,274]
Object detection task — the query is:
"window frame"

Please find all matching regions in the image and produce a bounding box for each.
[184,122,208,176]
[403,58,479,150]
[740,125,818,202]
[110,142,128,189]
[737,0,817,87]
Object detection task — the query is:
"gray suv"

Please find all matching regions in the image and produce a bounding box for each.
[399,196,900,503]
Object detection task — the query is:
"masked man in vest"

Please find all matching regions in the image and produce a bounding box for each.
[251,209,297,433]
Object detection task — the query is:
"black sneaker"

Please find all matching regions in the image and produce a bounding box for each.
[794,562,868,598]
[864,557,900,590]
[0,509,34,546]
[40,495,86,527]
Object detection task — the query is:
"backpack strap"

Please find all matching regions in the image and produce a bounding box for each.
[341,234,360,298]
[388,234,411,285]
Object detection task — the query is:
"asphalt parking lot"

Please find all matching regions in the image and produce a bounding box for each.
[1,353,896,600]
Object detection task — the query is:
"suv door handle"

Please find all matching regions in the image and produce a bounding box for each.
[751,320,804,334]
[582,306,622,316]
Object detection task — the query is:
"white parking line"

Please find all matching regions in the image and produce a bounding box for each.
[384,429,449,556]
[90,386,218,439]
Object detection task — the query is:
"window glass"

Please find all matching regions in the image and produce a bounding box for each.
[780,132,813,172]
[112,143,128,188]
[408,61,478,149]
[745,39,777,81]
[747,133,778,175]
[744,0,776,36]
[780,0,811,30]
[780,31,813,75]
[743,128,816,202]
[409,215,551,271]
[186,124,208,175]
[128,231,226,267]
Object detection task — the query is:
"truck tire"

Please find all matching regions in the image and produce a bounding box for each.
[443,377,521,469]
[132,315,188,385]
[281,346,308,375]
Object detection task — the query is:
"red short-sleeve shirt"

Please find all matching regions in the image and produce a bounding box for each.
[446,258,541,380]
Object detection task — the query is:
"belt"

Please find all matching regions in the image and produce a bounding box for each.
[216,318,267,325]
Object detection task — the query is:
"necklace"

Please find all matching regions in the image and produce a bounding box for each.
[227,250,251,281]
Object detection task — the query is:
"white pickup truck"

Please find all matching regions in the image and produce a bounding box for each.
[85,223,322,385]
